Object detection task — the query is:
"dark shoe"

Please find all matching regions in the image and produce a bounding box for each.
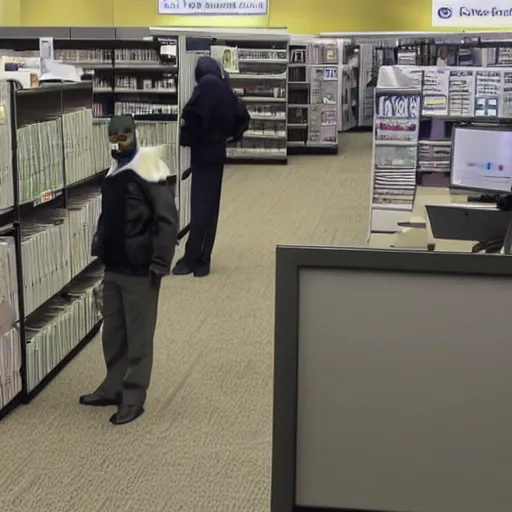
[109,404,145,425]
[79,392,119,407]
[193,261,210,277]
[172,258,194,276]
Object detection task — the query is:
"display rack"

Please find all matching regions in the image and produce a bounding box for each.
[54,35,180,177]
[0,29,180,180]
[368,64,512,236]
[210,32,289,164]
[287,38,339,154]
[338,39,359,132]
[0,81,106,419]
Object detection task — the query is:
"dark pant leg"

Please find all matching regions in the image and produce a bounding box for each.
[201,165,224,263]
[96,272,127,398]
[118,274,160,406]
[185,168,220,267]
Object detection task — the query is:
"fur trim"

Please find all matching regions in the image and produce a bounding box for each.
[107,146,171,183]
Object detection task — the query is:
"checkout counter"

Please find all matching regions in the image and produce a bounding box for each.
[272,245,512,512]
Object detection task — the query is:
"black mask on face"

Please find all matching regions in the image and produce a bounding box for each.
[108,115,137,161]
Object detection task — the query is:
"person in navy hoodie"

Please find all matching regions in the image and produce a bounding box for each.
[80,115,177,426]
[173,56,237,278]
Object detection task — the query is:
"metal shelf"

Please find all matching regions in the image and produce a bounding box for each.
[250,114,286,121]
[244,132,287,140]
[230,73,287,80]
[241,97,286,103]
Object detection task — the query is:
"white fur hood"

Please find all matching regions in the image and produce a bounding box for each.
[106,145,171,183]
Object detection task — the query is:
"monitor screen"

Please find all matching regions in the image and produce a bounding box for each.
[451,126,512,193]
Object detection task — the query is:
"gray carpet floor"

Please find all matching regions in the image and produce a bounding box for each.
[0,132,373,512]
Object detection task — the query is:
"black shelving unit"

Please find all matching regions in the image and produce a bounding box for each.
[0,81,106,418]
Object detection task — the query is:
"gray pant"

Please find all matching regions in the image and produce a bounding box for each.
[97,271,160,406]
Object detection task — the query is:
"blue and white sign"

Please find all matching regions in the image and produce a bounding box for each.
[158,0,268,15]
[433,0,512,27]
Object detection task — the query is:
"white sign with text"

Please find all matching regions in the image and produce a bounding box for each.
[158,0,268,15]
[433,0,512,27]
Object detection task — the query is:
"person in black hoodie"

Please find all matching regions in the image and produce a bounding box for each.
[79,115,178,426]
[173,56,236,277]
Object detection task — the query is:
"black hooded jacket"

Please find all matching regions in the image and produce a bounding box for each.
[180,56,236,168]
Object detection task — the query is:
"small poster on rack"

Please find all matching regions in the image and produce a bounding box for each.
[211,45,239,74]
[422,68,449,116]
[375,118,418,142]
[376,94,420,119]
[448,70,475,117]
[502,72,512,118]
[475,70,501,117]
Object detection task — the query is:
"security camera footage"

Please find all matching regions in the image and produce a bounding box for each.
[451,127,512,193]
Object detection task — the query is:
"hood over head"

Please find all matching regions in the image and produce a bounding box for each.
[195,56,223,83]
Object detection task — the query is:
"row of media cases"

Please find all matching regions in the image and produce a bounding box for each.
[59,43,339,154]
[372,64,512,216]
[0,100,178,412]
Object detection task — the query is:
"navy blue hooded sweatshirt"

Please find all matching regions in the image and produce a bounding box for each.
[180,56,236,168]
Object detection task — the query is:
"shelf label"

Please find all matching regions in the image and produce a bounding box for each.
[158,0,267,15]
[323,68,338,81]
[34,190,55,206]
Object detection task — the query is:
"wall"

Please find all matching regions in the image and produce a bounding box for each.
[1,0,21,25]
[20,0,114,26]
[11,0,512,33]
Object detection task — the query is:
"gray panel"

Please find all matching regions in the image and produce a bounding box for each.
[296,267,512,512]
[70,27,115,39]
[0,27,71,39]
[115,27,151,40]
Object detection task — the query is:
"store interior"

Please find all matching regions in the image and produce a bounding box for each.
[1,18,512,512]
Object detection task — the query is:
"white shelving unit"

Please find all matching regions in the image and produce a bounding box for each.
[214,34,289,163]
[287,37,339,153]
[337,39,359,132]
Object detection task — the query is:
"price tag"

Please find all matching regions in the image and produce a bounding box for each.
[34,190,54,206]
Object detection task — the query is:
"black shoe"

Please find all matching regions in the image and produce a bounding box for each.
[79,392,119,407]
[110,404,145,425]
[194,261,211,277]
[172,258,194,276]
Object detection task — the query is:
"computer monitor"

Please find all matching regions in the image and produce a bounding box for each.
[450,125,512,193]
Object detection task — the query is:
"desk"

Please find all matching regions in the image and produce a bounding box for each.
[425,204,512,251]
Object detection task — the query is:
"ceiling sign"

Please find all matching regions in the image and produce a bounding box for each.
[433,0,512,27]
[158,0,268,15]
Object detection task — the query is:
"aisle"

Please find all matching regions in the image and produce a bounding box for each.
[0,132,372,512]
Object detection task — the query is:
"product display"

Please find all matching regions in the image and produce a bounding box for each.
[0,82,13,212]
[136,120,178,174]
[0,327,21,410]
[21,213,71,317]
[0,81,105,416]
[216,39,289,162]
[339,40,359,132]
[370,63,512,234]
[56,40,178,121]
[17,118,63,204]
[67,189,101,277]
[25,270,102,393]
[287,38,339,151]
[63,109,95,185]
[0,237,18,321]
[372,85,420,215]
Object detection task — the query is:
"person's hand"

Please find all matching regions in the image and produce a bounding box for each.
[150,271,162,288]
